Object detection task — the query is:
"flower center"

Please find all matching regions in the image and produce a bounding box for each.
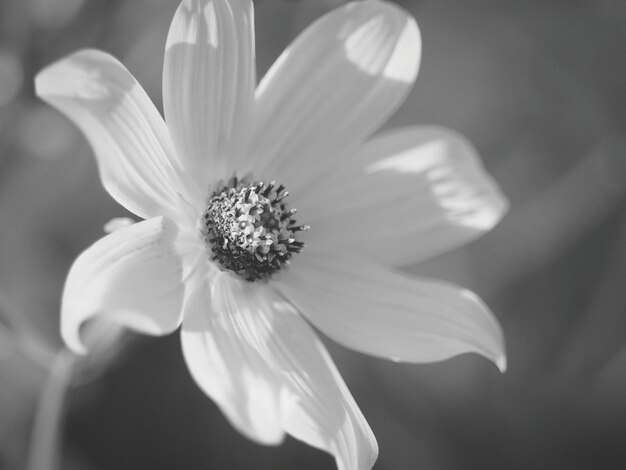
[201,177,308,282]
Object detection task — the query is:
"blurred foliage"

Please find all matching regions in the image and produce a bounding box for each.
[0,0,625,469]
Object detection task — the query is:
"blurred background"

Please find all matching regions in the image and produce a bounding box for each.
[1,0,626,468]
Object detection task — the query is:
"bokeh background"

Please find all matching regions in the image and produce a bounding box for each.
[1,0,626,468]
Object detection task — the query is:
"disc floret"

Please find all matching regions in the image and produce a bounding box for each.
[201,177,308,281]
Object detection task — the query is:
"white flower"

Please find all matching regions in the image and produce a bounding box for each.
[35,0,508,468]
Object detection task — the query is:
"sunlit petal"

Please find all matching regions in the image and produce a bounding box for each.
[35,49,192,220]
[278,246,506,371]
[181,272,377,469]
[248,0,421,191]
[164,0,256,190]
[62,217,185,354]
[298,126,509,265]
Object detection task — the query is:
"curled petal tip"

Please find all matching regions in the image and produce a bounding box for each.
[61,328,89,356]
[61,218,185,357]
[496,354,507,373]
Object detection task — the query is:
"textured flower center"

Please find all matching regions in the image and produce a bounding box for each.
[201,177,308,281]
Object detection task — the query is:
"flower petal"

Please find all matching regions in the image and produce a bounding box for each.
[163,0,256,188]
[298,126,509,265]
[62,217,185,354]
[35,49,191,220]
[248,0,420,189]
[277,246,506,371]
[181,272,377,470]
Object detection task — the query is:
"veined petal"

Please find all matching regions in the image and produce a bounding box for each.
[298,126,509,266]
[164,0,256,188]
[35,50,192,220]
[248,0,420,189]
[277,246,506,371]
[62,217,185,354]
[181,272,377,470]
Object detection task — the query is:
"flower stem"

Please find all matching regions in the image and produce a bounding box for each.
[26,349,77,470]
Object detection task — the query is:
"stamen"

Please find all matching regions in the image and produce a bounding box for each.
[200,177,306,282]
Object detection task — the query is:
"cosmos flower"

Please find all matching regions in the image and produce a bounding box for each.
[35,0,508,468]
